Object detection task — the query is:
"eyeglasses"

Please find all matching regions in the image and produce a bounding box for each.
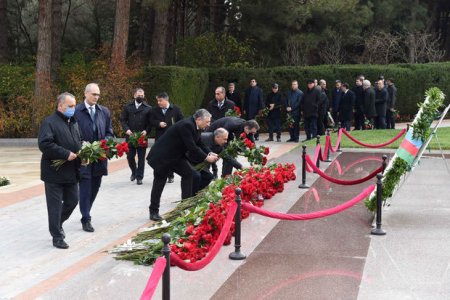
[91,93,100,97]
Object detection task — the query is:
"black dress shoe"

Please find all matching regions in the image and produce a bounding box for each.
[150,212,163,221]
[286,139,293,142]
[130,174,136,181]
[167,177,174,183]
[82,221,95,232]
[53,239,69,249]
[265,138,274,142]
[137,179,143,185]
[277,138,281,142]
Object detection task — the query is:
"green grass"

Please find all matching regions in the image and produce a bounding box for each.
[302,127,450,150]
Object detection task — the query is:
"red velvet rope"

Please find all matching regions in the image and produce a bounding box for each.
[139,256,167,300]
[329,129,342,153]
[305,155,383,185]
[170,202,238,271]
[342,128,406,148]
[241,185,375,221]
[306,144,324,173]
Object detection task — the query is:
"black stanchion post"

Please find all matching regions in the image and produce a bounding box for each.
[406,124,410,131]
[371,174,386,236]
[314,135,320,173]
[298,145,309,189]
[325,129,332,162]
[229,188,246,260]
[162,233,171,300]
[382,155,388,174]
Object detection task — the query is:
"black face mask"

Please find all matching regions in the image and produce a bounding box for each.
[136,97,144,103]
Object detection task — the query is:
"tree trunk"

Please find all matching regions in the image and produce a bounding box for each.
[111,0,131,69]
[0,0,8,63]
[151,0,170,65]
[195,0,204,35]
[51,0,62,80]
[35,0,53,99]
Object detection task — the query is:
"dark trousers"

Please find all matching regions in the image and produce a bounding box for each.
[305,116,318,140]
[288,114,300,141]
[149,159,193,213]
[79,165,103,223]
[267,117,281,139]
[340,120,352,131]
[386,110,396,129]
[45,182,79,241]
[127,146,146,180]
[221,160,235,177]
[354,112,364,130]
[375,116,386,129]
[317,113,326,135]
[192,169,214,194]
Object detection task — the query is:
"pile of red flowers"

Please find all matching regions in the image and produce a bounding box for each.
[169,163,296,263]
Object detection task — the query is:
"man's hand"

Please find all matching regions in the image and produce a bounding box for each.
[286,106,292,112]
[126,130,132,136]
[67,152,77,161]
[160,122,167,128]
[205,153,219,163]
[269,104,275,111]
[141,130,147,136]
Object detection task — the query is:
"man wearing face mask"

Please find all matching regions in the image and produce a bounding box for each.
[120,88,152,185]
[38,92,82,249]
[74,83,114,233]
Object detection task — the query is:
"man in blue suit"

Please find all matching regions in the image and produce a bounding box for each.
[74,83,114,232]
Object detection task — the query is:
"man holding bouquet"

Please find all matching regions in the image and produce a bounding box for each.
[38,92,81,249]
[120,88,152,185]
[75,83,114,233]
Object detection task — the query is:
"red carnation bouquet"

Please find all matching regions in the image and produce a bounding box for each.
[225,106,242,117]
[127,132,148,148]
[52,139,129,170]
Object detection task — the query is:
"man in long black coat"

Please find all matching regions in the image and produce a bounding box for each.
[386,79,397,129]
[147,109,218,221]
[74,83,114,233]
[149,92,184,183]
[363,80,377,129]
[207,86,235,122]
[301,80,321,140]
[38,92,82,249]
[120,88,152,185]
[265,83,283,142]
[375,80,389,129]
[339,83,355,131]
[352,78,365,130]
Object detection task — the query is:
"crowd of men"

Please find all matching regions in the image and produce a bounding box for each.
[38,75,397,248]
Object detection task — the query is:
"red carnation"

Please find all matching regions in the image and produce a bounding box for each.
[264,147,270,155]
[262,157,267,165]
[240,132,247,139]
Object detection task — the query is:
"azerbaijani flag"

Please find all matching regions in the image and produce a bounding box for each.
[396,130,423,166]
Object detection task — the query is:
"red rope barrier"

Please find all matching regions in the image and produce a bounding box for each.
[342,129,406,148]
[241,185,375,221]
[305,155,383,185]
[139,256,167,300]
[329,129,342,153]
[306,144,324,173]
[170,202,238,271]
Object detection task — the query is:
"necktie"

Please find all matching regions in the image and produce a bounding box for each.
[162,108,167,115]
[218,102,222,109]
[89,107,96,131]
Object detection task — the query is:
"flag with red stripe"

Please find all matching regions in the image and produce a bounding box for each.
[396,130,423,166]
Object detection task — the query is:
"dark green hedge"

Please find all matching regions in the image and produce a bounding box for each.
[142,66,209,116]
[1,62,449,137]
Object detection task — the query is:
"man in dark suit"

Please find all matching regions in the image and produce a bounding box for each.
[207,86,235,122]
[386,78,397,129]
[147,109,218,221]
[149,92,184,183]
[339,83,355,131]
[226,82,242,110]
[352,77,365,130]
[120,88,152,185]
[244,78,264,140]
[38,92,82,249]
[207,117,259,177]
[190,128,242,194]
[363,80,376,129]
[375,80,389,129]
[74,83,114,232]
